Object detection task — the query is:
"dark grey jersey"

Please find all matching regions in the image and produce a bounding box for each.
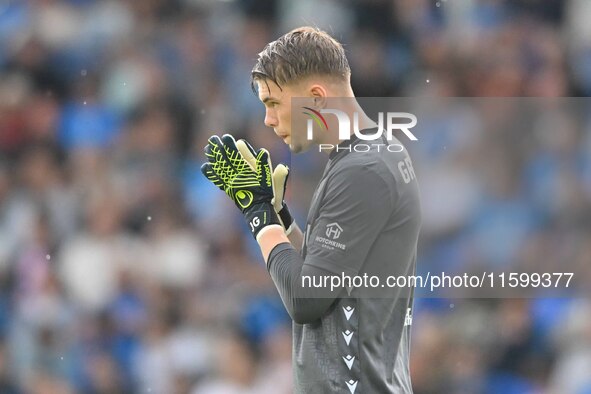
[294,135,421,394]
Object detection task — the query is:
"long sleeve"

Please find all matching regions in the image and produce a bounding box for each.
[268,242,342,324]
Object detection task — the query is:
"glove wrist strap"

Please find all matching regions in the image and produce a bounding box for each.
[277,204,294,233]
[244,202,281,239]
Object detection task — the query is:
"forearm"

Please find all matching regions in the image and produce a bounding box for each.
[286,223,304,253]
[258,229,339,324]
[259,225,290,264]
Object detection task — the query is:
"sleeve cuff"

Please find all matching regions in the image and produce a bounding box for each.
[267,242,295,271]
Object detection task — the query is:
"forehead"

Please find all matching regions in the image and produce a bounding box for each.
[256,79,283,101]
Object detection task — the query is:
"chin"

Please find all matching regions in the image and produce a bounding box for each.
[289,143,302,153]
[289,142,310,154]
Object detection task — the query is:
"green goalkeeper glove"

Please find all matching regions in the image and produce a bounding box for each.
[235,139,295,235]
[201,134,281,240]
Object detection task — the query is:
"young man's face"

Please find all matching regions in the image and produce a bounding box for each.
[256,79,314,153]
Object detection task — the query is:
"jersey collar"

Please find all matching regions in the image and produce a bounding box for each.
[328,127,380,161]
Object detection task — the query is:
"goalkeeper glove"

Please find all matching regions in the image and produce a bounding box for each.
[235,139,295,235]
[201,134,281,240]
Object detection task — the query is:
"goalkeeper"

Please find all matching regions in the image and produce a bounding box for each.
[201,27,421,394]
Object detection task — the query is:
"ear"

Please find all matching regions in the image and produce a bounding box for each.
[309,84,327,109]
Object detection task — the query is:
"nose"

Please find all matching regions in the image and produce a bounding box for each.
[264,109,278,128]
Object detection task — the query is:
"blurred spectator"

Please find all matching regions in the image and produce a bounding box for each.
[58,191,138,312]
[0,0,590,392]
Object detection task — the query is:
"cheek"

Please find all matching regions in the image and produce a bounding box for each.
[279,109,291,125]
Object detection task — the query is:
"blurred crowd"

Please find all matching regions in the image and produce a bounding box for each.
[1,0,591,393]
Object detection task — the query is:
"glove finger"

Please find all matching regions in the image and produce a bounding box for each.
[256,148,273,190]
[236,139,257,171]
[221,134,238,151]
[204,135,224,164]
[272,164,289,210]
[221,134,245,171]
[200,162,225,192]
[205,134,237,185]
[242,139,257,156]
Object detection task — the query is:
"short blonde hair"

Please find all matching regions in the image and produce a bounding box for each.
[251,26,350,92]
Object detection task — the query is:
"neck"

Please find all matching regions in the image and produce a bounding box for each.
[321,98,375,153]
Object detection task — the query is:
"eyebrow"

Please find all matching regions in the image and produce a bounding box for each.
[262,96,279,104]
